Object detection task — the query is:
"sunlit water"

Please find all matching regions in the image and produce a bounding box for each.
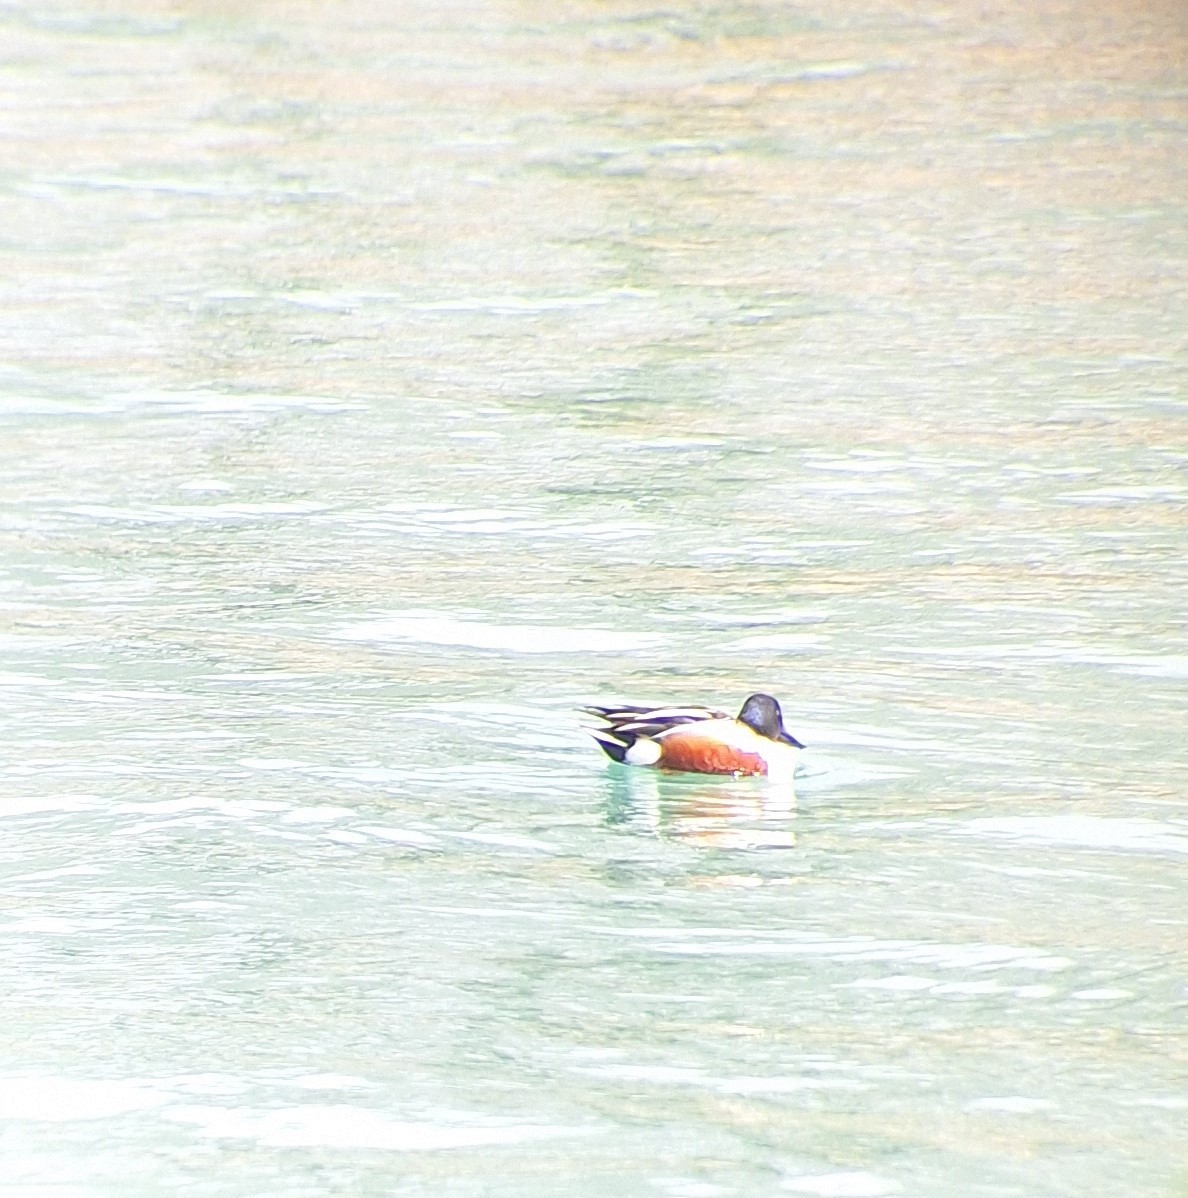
[1,1,1185,1195]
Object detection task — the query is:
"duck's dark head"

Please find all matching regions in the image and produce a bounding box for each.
[737,693,805,748]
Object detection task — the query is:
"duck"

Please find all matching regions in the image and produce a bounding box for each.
[580,693,803,778]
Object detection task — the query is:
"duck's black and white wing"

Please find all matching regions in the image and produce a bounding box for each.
[579,703,726,763]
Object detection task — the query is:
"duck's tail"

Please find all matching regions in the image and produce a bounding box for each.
[579,705,640,763]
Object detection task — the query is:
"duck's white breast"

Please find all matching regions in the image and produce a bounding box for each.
[756,739,800,781]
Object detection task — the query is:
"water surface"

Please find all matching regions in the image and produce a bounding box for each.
[1,1,1185,1195]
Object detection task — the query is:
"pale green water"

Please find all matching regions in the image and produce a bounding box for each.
[1,1,1186,1196]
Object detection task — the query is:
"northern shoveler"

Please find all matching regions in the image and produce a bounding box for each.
[580,693,804,778]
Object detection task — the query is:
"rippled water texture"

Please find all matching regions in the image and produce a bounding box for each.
[1,1,1185,1195]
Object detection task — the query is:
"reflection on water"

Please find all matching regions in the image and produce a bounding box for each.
[1,0,1186,1194]
[604,765,798,850]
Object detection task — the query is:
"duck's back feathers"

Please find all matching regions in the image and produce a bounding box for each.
[580,703,728,765]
